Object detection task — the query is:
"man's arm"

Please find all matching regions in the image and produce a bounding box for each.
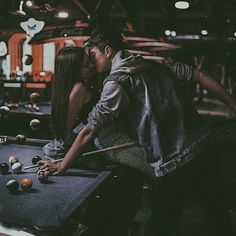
[59,126,96,172]
[169,62,236,113]
[38,80,129,174]
[197,71,236,113]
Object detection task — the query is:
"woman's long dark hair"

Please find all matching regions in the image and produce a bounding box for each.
[52,46,85,139]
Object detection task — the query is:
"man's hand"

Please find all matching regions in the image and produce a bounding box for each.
[37,157,61,175]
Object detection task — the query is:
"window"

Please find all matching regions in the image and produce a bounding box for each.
[43,42,55,72]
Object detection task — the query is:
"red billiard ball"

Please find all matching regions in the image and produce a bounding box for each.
[0,163,9,174]
[30,92,40,103]
[6,179,19,193]
[20,177,33,192]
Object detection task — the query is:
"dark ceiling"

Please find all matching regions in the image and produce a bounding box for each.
[0,0,236,38]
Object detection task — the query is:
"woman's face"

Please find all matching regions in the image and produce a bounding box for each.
[80,53,97,79]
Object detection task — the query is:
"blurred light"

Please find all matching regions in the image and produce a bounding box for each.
[143,55,166,61]
[234,32,236,37]
[171,31,177,37]
[201,29,208,36]
[26,0,33,7]
[127,50,152,55]
[16,70,23,76]
[57,11,69,18]
[165,30,171,36]
[64,33,67,37]
[175,1,189,9]
[123,36,157,42]
[39,71,46,77]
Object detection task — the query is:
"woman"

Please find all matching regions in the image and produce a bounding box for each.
[43,46,99,158]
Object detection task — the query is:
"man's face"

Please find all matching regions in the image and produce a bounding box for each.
[80,53,96,79]
[89,46,112,74]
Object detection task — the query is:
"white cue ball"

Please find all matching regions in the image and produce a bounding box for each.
[12,162,23,174]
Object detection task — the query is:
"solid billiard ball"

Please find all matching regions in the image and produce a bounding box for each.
[32,155,42,165]
[9,155,19,166]
[30,92,40,103]
[20,177,33,192]
[6,179,19,193]
[37,170,49,183]
[0,106,10,119]
[22,54,33,66]
[29,119,41,131]
[0,163,9,174]
[12,162,22,174]
[16,134,26,144]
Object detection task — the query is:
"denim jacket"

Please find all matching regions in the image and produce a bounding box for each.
[87,50,209,176]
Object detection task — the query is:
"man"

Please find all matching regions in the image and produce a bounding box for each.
[39,28,236,235]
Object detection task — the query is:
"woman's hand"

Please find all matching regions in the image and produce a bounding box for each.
[37,157,62,175]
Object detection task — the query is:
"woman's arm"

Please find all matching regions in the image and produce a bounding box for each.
[39,126,96,174]
[65,82,92,131]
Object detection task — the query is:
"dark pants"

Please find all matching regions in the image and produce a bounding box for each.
[149,141,234,236]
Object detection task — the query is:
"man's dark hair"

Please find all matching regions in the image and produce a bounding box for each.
[85,27,125,52]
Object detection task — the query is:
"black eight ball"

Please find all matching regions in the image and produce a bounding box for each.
[0,163,9,174]
[32,155,42,165]
[6,179,19,193]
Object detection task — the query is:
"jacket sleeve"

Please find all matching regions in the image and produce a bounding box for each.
[86,81,129,133]
[169,62,199,82]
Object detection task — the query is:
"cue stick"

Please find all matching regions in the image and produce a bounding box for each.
[23,141,138,170]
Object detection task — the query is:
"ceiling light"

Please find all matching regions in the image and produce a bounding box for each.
[165,30,171,36]
[201,29,208,36]
[57,11,69,18]
[234,32,236,37]
[26,0,33,7]
[171,31,177,37]
[175,1,189,9]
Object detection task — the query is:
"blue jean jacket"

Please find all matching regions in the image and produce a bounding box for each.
[104,61,209,176]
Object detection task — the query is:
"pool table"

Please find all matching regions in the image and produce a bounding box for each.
[0,102,52,139]
[0,136,142,236]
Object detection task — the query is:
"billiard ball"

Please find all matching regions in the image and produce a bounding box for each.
[20,177,33,192]
[32,155,42,165]
[16,134,26,144]
[6,179,19,193]
[37,170,49,183]
[0,106,10,119]
[0,163,9,174]
[12,162,22,174]
[9,155,19,166]
[22,54,33,66]
[30,92,40,103]
[29,119,41,131]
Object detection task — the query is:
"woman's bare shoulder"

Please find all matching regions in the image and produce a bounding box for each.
[69,82,91,102]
